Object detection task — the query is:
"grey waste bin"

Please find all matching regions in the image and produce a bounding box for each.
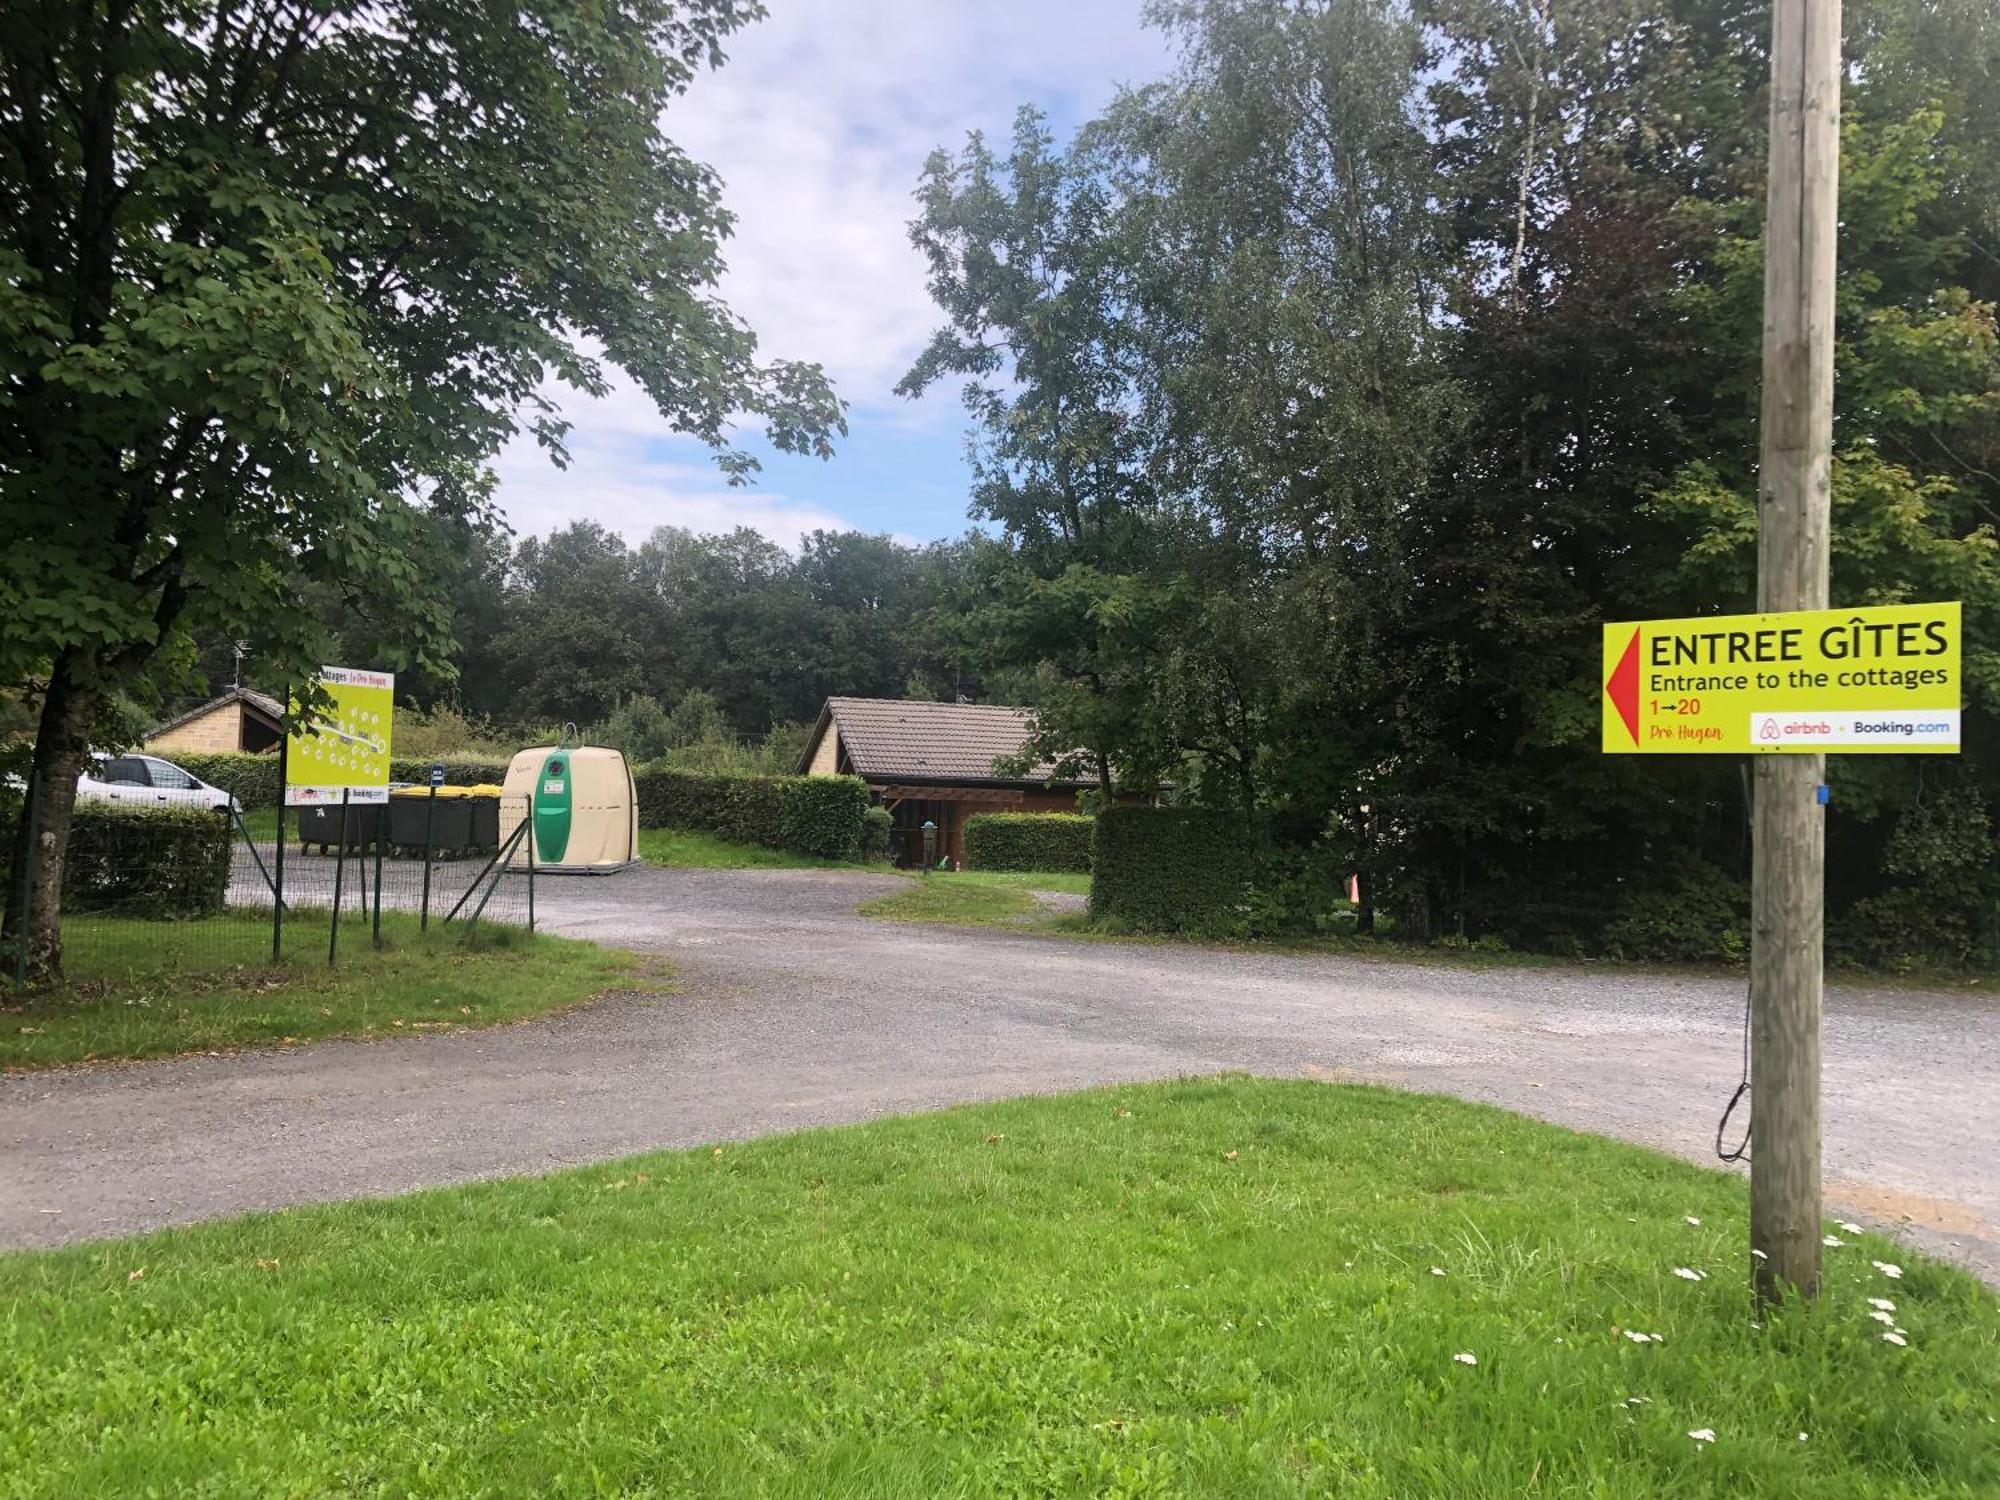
[467,795,500,853]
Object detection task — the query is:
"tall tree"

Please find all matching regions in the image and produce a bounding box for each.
[900,107,1164,790]
[0,0,840,973]
[1121,0,1457,874]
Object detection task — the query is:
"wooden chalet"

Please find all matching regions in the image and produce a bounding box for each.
[798,696,1092,867]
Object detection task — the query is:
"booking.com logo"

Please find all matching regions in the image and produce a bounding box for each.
[1750,710,1958,745]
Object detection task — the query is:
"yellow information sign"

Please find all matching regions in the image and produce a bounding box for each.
[1602,603,1960,754]
[285,666,395,804]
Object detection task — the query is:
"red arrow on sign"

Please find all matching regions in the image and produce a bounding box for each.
[1606,628,1641,745]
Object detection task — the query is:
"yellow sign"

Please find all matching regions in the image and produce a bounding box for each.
[1602,603,1960,754]
[285,666,395,803]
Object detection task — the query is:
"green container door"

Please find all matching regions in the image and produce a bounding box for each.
[533,750,573,864]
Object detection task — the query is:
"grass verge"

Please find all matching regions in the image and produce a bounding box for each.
[861,868,1092,929]
[1,912,661,1070]
[1,1077,1993,1496]
[636,826,871,870]
[861,876,1998,991]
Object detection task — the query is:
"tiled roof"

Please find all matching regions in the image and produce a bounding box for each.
[807,697,1090,784]
[146,687,286,737]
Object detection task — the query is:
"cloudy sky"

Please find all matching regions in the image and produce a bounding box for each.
[490,2,1174,550]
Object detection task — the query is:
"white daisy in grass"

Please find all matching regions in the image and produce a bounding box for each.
[1623,1330,1664,1344]
[1882,1330,1908,1347]
[1429,1266,1446,1277]
[1868,1297,1896,1312]
[1685,1216,1702,1226]
[1672,1267,1706,1281]
[1872,1261,1904,1280]
[1799,1432,1810,1442]
[1750,1248,1769,1261]
[1688,1428,1717,1443]
[1453,1351,1478,1366]
[1838,1220,1864,1235]
[1822,1235,1845,1248]
[1869,1310,1897,1326]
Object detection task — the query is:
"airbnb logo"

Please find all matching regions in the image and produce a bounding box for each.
[1759,719,1781,741]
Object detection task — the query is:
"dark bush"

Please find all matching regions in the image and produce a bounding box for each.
[62,803,232,919]
[1831,888,1977,972]
[1090,806,1252,937]
[1239,839,1354,938]
[1602,864,1750,964]
[964,812,1094,873]
[632,764,866,859]
[860,806,894,862]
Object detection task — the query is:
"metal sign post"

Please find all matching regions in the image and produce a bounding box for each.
[328,788,350,967]
[272,720,287,962]
[420,783,438,933]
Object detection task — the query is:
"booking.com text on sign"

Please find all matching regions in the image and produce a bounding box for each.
[1602,603,1960,754]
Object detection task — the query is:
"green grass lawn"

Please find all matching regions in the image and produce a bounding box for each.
[1,912,662,1070]
[862,867,1093,929]
[636,826,873,870]
[0,1079,1992,1496]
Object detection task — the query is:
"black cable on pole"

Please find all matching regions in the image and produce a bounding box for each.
[1716,976,1753,1163]
[1716,760,1756,1165]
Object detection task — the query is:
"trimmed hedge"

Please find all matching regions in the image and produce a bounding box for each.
[163,751,511,809]
[63,803,232,919]
[1090,806,1252,937]
[168,751,282,810]
[782,776,872,859]
[633,765,869,860]
[389,754,511,789]
[964,812,1094,873]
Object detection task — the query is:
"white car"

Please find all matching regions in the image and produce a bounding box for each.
[78,753,241,815]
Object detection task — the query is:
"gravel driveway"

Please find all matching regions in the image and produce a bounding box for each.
[4,865,1996,1282]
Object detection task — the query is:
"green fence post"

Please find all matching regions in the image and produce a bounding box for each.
[526,792,535,934]
[272,731,287,963]
[420,784,437,932]
[232,803,282,907]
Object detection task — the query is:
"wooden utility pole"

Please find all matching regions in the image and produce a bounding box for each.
[1751,0,1840,1303]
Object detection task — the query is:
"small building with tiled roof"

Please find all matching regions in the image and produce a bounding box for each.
[142,687,285,755]
[798,696,1092,867]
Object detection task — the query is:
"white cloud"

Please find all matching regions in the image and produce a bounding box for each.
[671,0,1167,404]
[493,425,851,549]
[490,1,1170,545]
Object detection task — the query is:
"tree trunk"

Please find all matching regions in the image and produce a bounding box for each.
[1508,0,1548,306]
[10,655,98,981]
